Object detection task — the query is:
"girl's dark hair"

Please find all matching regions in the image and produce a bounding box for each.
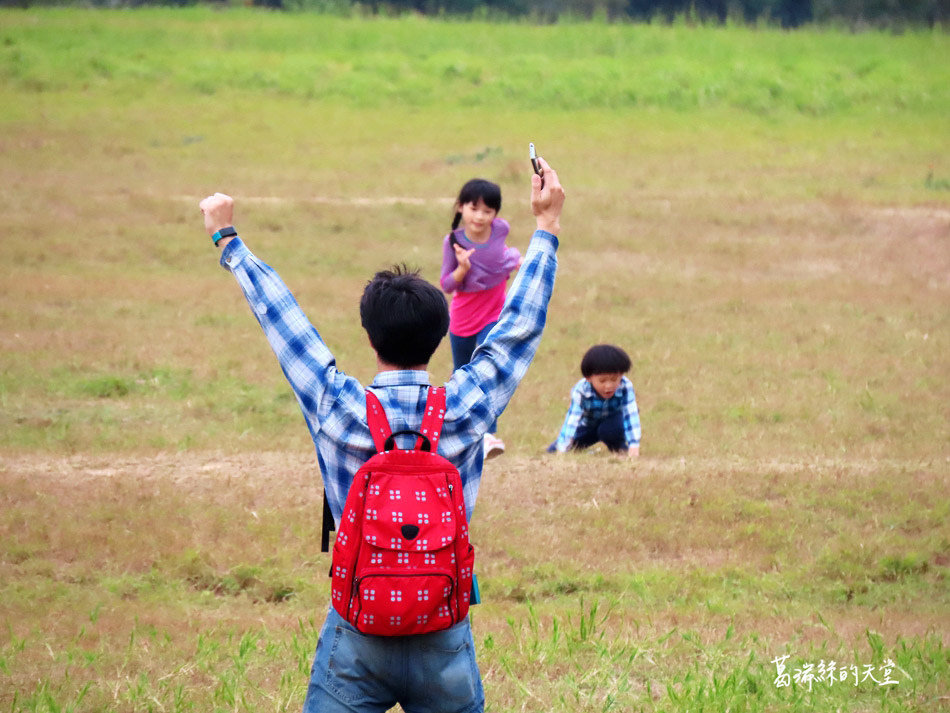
[580,344,632,378]
[450,178,502,233]
[360,265,449,368]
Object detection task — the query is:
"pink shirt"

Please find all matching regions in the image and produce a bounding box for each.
[449,281,507,337]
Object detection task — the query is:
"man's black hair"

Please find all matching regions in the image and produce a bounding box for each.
[360,265,449,368]
[450,179,503,232]
[580,344,632,378]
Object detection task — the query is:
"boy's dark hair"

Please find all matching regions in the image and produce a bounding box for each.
[580,344,631,378]
[360,265,449,368]
[450,179,502,232]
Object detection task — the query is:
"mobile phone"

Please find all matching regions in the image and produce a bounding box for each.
[529,142,544,187]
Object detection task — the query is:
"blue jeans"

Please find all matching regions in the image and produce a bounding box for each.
[547,410,627,453]
[450,322,498,434]
[302,607,484,713]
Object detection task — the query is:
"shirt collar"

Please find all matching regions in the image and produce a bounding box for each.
[583,379,622,401]
[370,370,432,388]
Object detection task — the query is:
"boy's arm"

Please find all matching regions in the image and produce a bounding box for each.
[450,159,564,423]
[622,377,642,457]
[554,382,585,452]
[198,193,350,429]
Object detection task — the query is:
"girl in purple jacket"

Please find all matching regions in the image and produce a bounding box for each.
[440,179,522,459]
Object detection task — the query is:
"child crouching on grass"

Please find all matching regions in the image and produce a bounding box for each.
[548,344,641,458]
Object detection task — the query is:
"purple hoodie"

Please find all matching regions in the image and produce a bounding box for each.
[439,218,521,294]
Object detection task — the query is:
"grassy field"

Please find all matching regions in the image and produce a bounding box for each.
[1,8,949,712]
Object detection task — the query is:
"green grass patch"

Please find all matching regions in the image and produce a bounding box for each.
[0,364,305,452]
[1,9,948,116]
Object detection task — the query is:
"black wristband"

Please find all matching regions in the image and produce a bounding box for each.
[212,226,238,246]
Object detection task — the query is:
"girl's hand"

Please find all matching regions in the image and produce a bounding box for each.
[453,244,475,271]
[628,444,640,459]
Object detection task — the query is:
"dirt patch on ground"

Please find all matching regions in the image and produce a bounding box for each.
[4,450,940,490]
[863,205,950,288]
[1,451,324,508]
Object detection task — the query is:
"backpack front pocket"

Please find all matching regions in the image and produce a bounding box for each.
[352,571,456,636]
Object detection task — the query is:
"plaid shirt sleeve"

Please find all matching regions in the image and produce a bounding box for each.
[219,230,559,524]
[554,379,587,452]
[218,237,361,437]
[446,230,559,443]
[621,376,641,447]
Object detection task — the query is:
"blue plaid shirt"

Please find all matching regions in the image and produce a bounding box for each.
[553,376,641,452]
[220,230,558,525]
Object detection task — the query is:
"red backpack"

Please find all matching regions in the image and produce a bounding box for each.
[330,387,475,636]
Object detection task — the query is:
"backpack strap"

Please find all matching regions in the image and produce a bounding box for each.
[327,387,447,555]
[365,387,447,453]
[418,386,447,453]
[365,389,392,453]
[320,490,335,553]
[323,389,391,555]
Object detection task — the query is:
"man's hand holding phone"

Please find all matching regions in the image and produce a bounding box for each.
[529,143,544,188]
[530,154,564,236]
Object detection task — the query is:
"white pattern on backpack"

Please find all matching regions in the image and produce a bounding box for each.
[330,388,475,637]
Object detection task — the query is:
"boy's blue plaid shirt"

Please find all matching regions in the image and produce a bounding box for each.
[220,231,558,525]
[553,377,641,452]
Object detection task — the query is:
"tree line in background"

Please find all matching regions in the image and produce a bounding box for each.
[1,0,947,28]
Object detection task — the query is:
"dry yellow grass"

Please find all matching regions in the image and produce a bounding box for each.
[2,450,947,710]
